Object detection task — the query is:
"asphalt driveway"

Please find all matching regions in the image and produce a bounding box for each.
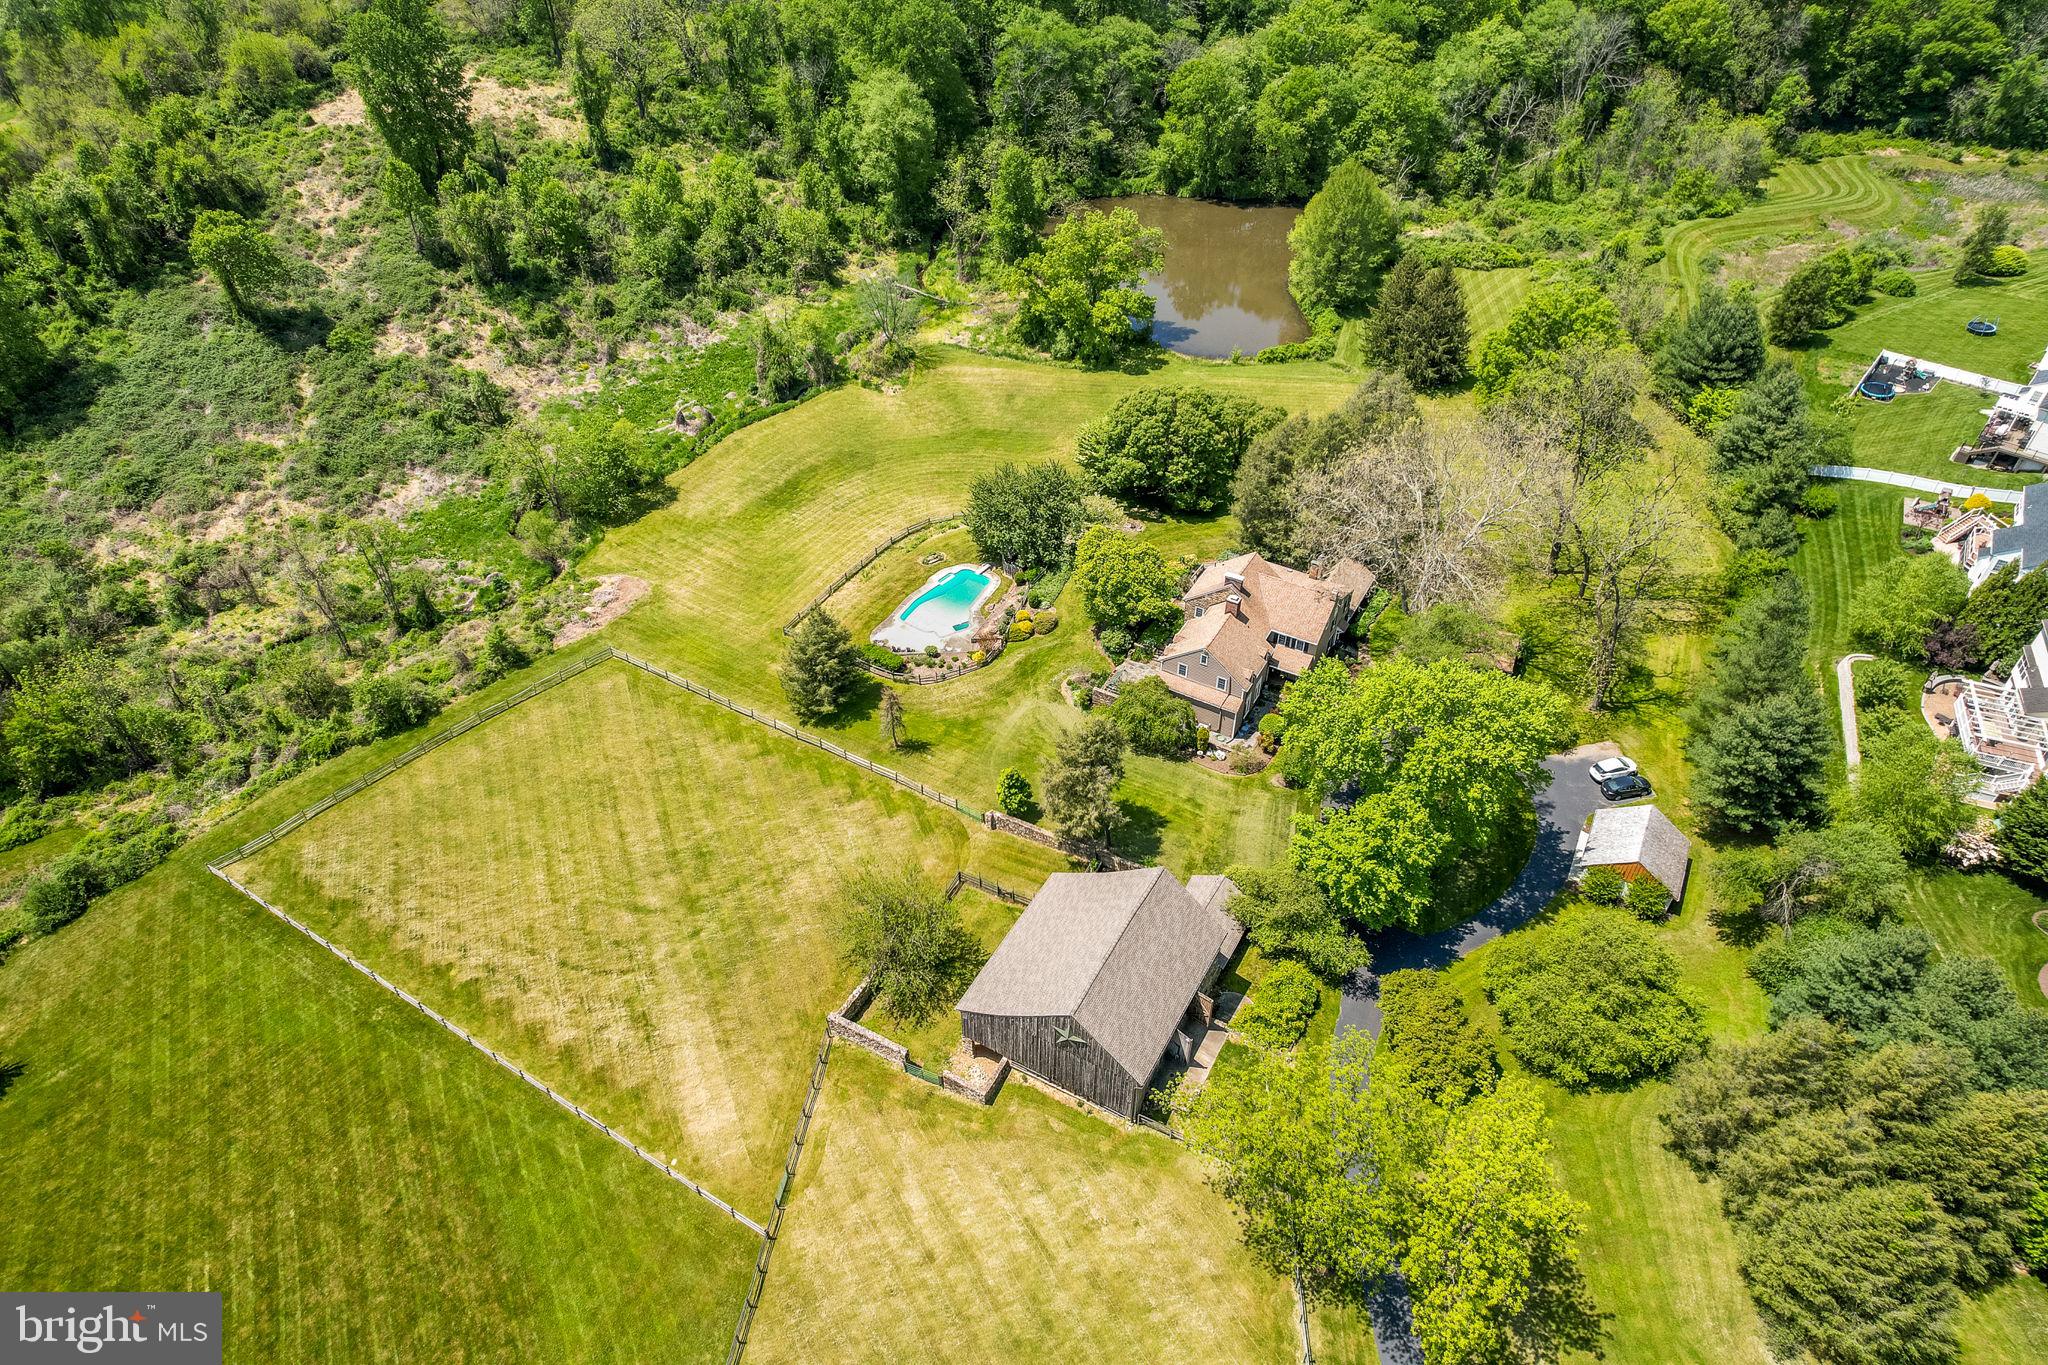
[1334,743,1618,1039]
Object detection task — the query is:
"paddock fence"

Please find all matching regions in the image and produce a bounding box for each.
[779,514,959,636]
[725,1032,834,1365]
[205,866,763,1237]
[611,649,985,820]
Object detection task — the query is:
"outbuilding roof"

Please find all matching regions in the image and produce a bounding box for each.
[1577,804,1692,901]
[957,868,1241,1087]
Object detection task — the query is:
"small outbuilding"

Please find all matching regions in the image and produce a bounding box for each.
[957,868,1241,1120]
[1572,804,1692,908]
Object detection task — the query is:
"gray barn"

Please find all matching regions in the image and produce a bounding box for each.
[957,867,1242,1119]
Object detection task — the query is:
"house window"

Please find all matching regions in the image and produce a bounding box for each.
[1216,676,1229,692]
[1176,663,1188,677]
[1199,651,1209,665]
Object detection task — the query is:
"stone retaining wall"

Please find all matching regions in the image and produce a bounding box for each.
[982,810,1142,871]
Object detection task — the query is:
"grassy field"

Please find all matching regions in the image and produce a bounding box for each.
[1797,259,2048,397]
[1901,870,2048,1006]
[584,345,1341,875]
[1457,266,1534,338]
[1660,156,1915,302]
[1835,383,2040,489]
[1954,1276,2048,1364]
[1791,480,1913,666]
[746,1046,1328,1363]
[236,657,1067,1213]
[0,853,760,1362]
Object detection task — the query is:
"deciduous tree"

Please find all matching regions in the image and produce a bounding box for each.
[188,209,288,315]
[966,461,1087,571]
[1286,160,1399,318]
[1076,386,1283,514]
[1010,207,1161,368]
[1072,524,1180,636]
[1223,863,1371,982]
[344,0,470,187]
[838,870,984,1024]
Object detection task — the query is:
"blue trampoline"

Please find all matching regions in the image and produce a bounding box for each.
[1859,378,1898,401]
[1968,318,1999,336]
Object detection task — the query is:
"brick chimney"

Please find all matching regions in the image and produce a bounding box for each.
[1226,593,1243,620]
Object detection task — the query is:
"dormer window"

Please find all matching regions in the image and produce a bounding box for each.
[1199,651,1208,665]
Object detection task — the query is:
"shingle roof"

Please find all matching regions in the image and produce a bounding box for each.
[957,868,1240,1086]
[1160,553,1372,704]
[1990,482,2048,573]
[1578,805,1692,900]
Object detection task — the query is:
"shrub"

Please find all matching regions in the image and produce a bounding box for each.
[1234,961,1321,1049]
[1578,865,1627,906]
[1108,676,1200,757]
[0,803,50,853]
[923,644,940,659]
[1872,267,1918,297]
[18,823,182,938]
[1256,712,1287,752]
[1007,621,1032,643]
[1629,874,1673,920]
[1799,482,1838,518]
[1377,968,1497,1103]
[1855,657,1919,711]
[996,767,1036,817]
[1987,244,2030,277]
[1031,609,1059,634]
[860,643,907,673]
[1484,904,1707,1087]
[354,672,444,737]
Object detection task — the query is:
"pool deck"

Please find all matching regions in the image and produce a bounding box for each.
[870,563,1000,654]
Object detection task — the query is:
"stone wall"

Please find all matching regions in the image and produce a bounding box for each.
[825,977,910,1067]
[982,810,1142,871]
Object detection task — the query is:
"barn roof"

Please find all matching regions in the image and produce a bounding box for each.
[957,868,1241,1086]
[1578,804,1692,900]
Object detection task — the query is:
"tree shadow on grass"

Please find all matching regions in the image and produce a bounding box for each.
[0,1061,22,1103]
[1111,798,1167,862]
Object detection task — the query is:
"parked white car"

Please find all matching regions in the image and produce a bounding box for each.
[1588,757,1639,783]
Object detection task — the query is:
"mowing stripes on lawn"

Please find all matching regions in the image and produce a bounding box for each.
[208,864,766,1236]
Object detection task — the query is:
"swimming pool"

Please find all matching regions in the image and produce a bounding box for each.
[871,565,997,652]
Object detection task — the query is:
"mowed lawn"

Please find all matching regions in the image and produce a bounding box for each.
[584,346,1342,874]
[1660,156,1914,302]
[1835,383,2040,490]
[1792,480,1912,666]
[745,1047,1322,1364]
[1902,870,2048,1006]
[0,856,759,1362]
[235,657,1067,1214]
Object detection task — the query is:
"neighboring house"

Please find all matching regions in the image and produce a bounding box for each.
[957,868,1242,1121]
[1571,805,1692,909]
[1935,618,2048,799]
[1966,481,2048,588]
[1152,552,1375,737]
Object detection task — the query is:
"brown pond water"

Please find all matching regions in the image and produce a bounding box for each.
[1088,195,1307,358]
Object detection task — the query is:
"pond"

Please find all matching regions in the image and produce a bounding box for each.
[1086,195,1308,359]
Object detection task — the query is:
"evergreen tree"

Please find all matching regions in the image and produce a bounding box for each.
[1766,257,1839,345]
[995,766,1035,817]
[985,144,1043,266]
[1690,577,1831,835]
[1954,205,2012,284]
[344,0,471,188]
[1658,284,1765,401]
[1365,256,1470,389]
[1041,716,1127,845]
[1711,364,1816,553]
[780,609,863,722]
[1286,160,1399,317]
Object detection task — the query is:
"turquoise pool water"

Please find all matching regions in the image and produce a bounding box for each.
[900,568,992,632]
